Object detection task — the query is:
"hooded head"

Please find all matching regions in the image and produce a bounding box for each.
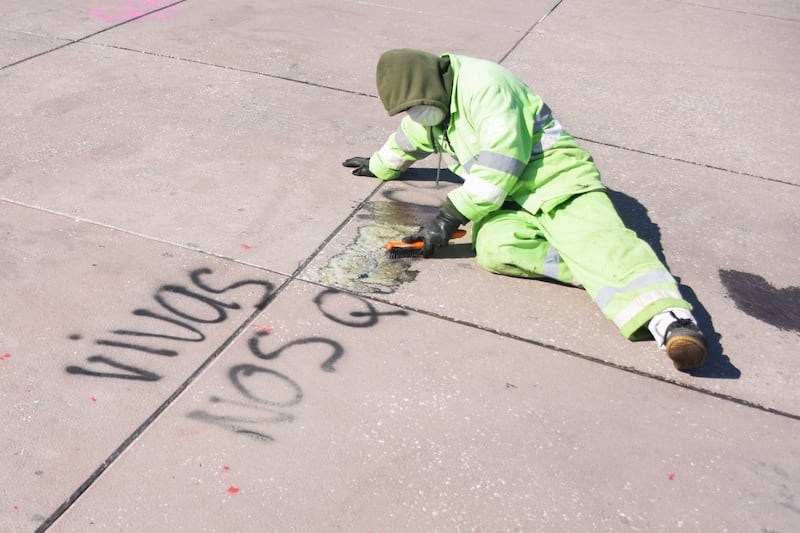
[375,49,453,125]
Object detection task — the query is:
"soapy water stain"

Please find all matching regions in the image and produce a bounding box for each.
[318,201,442,294]
[719,269,800,333]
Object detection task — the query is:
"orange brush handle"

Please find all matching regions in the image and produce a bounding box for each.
[385,229,467,251]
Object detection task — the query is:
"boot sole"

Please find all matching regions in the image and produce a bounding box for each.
[666,336,707,370]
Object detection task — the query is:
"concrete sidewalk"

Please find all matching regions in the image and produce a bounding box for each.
[2,0,798,531]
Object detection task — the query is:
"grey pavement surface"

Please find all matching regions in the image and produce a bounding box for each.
[1,1,799,531]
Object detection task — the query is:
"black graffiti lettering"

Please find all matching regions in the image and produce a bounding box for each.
[314,288,408,327]
[64,267,410,443]
[228,364,303,407]
[95,339,179,357]
[234,430,275,442]
[66,268,274,384]
[155,284,240,323]
[186,402,294,442]
[188,288,411,442]
[187,406,293,425]
[248,333,343,373]
[65,355,161,381]
[111,309,206,342]
[189,268,274,310]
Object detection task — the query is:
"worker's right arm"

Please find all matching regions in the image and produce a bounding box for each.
[363,116,436,180]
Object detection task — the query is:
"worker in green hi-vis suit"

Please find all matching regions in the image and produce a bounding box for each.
[343,48,707,371]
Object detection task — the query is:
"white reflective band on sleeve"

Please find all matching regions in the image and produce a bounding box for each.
[394,126,415,152]
[531,103,564,156]
[595,269,677,311]
[543,246,561,279]
[464,150,526,177]
[463,174,507,205]
[378,142,414,171]
[612,289,685,330]
[394,127,433,159]
[532,120,564,155]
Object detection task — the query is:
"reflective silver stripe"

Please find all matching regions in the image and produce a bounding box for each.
[378,142,414,171]
[612,289,685,330]
[463,174,507,204]
[464,150,526,177]
[395,125,414,151]
[543,246,561,279]
[595,269,678,311]
[531,103,564,155]
[395,126,432,159]
[533,104,553,130]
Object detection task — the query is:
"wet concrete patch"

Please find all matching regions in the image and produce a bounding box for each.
[318,201,439,293]
[719,269,800,333]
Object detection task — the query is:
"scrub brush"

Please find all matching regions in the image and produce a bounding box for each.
[385,229,467,259]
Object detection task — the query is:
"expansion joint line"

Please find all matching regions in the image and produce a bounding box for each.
[0,0,188,71]
[577,136,798,186]
[498,0,566,64]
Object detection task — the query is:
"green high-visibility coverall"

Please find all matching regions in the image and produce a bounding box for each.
[369,51,691,339]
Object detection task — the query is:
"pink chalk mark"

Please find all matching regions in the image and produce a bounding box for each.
[91,396,97,403]
[223,466,231,473]
[241,244,253,250]
[1,353,11,360]
[227,486,240,494]
[668,473,676,481]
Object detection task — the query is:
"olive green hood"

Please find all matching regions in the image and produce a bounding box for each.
[375,49,453,116]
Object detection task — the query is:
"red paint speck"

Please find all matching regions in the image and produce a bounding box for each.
[91,396,97,403]
[241,244,252,250]
[227,486,240,494]
[1,353,10,360]
[668,473,676,481]
[13,505,19,511]
[223,466,231,473]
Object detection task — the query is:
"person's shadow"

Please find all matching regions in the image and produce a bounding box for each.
[607,188,740,378]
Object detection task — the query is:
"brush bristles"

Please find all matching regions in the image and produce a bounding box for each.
[385,247,424,259]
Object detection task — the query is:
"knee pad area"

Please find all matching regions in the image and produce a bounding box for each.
[476,244,536,278]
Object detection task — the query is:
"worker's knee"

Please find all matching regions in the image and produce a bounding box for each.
[474,213,544,278]
[475,241,535,278]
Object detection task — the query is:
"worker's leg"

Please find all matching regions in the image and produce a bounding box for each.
[473,192,706,369]
[472,209,579,286]
[535,191,692,339]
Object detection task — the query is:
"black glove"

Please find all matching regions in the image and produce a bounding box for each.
[403,199,468,257]
[343,156,376,177]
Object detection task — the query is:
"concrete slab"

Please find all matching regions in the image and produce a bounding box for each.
[0,42,380,275]
[2,0,799,530]
[503,0,800,183]
[0,200,285,531]
[46,280,800,532]
[82,0,556,94]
